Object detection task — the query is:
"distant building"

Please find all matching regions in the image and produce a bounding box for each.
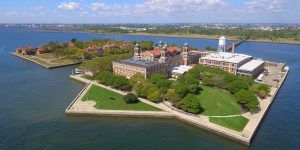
[199,37,265,78]
[237,60,265,78]
[218,36,226,52]
[171,65,193,78]
[16,46,35,55]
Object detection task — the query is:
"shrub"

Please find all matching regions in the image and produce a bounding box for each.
[147,91,161,103]
[96,71,113,85]
[175,94,202,114]
[123,93,139,104]
[235,90,259,112]
[111,75,131,91]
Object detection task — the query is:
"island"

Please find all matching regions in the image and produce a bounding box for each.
[64,36,289,146]
[11,38,153,69]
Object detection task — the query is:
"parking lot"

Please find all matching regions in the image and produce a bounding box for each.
[261,62,286,87]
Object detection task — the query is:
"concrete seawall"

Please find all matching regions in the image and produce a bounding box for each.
[11,52,81,69]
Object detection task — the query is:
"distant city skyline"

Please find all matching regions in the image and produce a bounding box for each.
[0,0,299,23]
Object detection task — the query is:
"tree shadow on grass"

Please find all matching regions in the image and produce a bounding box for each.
[109,97,116,101]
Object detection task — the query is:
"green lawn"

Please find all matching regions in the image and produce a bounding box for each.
[209,116,249,132]
[36,53,57,60]
[197,85,242,116]
[82,85,162,111]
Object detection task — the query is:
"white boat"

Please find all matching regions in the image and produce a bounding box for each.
[284,66,289,71]
[74,68,83,74]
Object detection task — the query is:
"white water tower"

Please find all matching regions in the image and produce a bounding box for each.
[218,36,226,52]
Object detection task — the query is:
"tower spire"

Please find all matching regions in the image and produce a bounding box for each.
[134,43,141,59]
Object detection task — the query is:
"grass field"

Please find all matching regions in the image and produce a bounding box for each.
[82,85,162,111]
[36,53,57,60]
[209,116,249,132]
[198,85,242,116]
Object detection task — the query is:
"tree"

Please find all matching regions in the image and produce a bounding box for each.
[235,90,257,104]
[111,75,131,91]
[147,91,161,103]
[187,84,202,94]
[164,89,180,103]
[123,93,139,104]
[235,90,259,112]
[228,80,248,94]
[71,38,77,43]
[173,83,189,98]
[130,73,145,87]
[205,46,216,51]
[250,83,270,98]
[150,73,168,84]
[246,100,259,112]
[176,94,202,114]
[96,71,113,85]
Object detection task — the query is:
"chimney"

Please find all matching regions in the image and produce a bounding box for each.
[232,43,236,57]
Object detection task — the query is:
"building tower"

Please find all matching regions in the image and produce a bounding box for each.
[182,43,189,66]
[232,42,236,57]
[134,43,141,59]
[159,43,168,63]
[158,41,163,49]
[218,36,226,52]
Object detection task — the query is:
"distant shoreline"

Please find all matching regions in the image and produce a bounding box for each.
[83,30,300,45]
[36,29,300,45]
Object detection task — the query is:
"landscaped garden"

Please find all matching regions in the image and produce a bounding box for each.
[209,116,249,132]
[82,85,162,111]
[197,85,242,116]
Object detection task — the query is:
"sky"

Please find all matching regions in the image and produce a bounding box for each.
[0,0,299,23]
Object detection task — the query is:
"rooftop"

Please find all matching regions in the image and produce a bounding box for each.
[115,58,161,67]
[238,60,265,72]
[172,65,193,74]
[201,52,252,63]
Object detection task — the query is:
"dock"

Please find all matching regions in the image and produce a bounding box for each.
[226,40,246,52]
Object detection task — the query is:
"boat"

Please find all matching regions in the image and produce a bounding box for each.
[74,68,83,74]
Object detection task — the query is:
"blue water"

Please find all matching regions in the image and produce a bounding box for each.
[0,28,299,149]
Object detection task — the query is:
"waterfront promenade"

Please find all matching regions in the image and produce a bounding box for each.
[66,70,289,146]
[11,52,82,69]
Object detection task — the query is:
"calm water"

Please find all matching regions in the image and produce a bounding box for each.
[0,28,299,149]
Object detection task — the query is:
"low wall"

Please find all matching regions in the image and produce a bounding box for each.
[66,110,175,118]
[11,52,82,69]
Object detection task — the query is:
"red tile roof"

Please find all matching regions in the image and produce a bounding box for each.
[148,49,161,56]
[68,43,76,47]
[16,46,33,51]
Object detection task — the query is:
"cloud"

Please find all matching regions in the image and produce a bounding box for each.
[31,6,44,11]
[267,0,288,13]
[89,0,226,18]
[245,0,265,10]
[244,0,288,13]
[58,2,79,10]
[90,3,109,11]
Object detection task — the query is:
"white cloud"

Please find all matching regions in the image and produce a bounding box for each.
[31,6,44,11]
[58,2,79,10]
[245,0,265,10]
[90,3,109,11]
[89,0,226,18]
[267,0,288,13]
[244,0,288,13]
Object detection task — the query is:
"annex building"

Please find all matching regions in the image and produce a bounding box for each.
[199,37,265,78]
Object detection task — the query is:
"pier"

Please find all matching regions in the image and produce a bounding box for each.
[226,40,246,52]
